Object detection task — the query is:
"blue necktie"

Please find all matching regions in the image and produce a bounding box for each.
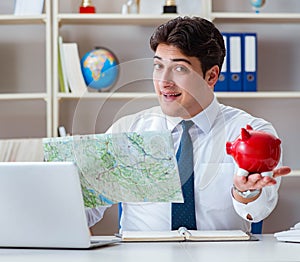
[171,120,197,230]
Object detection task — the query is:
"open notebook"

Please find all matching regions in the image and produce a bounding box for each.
[0,162,119,249]
[119,227,251,242]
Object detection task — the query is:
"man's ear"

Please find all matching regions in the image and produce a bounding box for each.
[204,65,220,88]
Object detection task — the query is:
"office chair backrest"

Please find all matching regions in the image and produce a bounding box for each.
[118,203,263,234]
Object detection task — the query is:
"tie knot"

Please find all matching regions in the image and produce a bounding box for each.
[181,120,194,132]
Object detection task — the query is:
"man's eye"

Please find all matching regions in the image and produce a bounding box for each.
[175,65,188,72]
[153,63,162,70]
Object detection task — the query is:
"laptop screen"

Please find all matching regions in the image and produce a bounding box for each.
[0,162,93,249]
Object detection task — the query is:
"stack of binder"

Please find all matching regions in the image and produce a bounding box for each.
[215,32,257,92]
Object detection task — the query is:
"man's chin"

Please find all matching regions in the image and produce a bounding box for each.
[160,105,189,118]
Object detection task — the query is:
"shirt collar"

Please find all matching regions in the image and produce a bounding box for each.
[165,95,220,134]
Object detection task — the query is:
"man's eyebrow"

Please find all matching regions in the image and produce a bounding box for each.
[153,56,192,65]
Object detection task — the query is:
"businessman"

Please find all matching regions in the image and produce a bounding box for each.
[86,16,291,233]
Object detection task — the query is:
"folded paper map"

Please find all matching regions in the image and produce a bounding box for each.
[43,131,183,207]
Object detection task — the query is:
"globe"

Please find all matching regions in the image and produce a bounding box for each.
[250,0,266,8]
[80,47,119,91]
[250,0,266,13]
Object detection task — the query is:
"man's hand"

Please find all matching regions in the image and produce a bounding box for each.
[232,166,291,204]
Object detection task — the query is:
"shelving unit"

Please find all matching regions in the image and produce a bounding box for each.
[50,0,300,234]
[52,0,300,174]
[0,15,47,24]
[52,0,206,137]
[56,13,180,25]
[205,0,300,175]
[210,12,300,23]
[0,0,52,138]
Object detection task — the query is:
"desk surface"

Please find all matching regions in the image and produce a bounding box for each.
[0,235,299,262]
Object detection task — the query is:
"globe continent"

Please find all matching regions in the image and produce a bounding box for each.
[81,48,118,90]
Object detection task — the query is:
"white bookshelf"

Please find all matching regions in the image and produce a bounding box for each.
[52,0,300,171]
[205,0,300,172]
[289,170,300,177]
[51,0,205,137]
[0,14,47,24]
[56,91,300,100]
[50,0,300,236]
[56,13,181,26]
[0,93,48,100]
[0,0,52,138]
[210,12,300,23]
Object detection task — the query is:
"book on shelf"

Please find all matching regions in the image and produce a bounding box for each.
[242,33,257,92]
[62,42,87,96]
[58,36,70,93]
[215,31,258,93]
[228,33,243,92]
[215,33,229,92]
[14,0,44,15]
[119,227,251,242]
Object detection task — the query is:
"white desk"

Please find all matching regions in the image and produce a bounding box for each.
[0,235,299,262]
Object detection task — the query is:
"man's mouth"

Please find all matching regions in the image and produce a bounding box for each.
[161,92,181,98]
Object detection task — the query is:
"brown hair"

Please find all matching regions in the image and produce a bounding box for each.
[150,16,225,76]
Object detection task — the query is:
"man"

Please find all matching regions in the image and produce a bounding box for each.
[86,16,290,232]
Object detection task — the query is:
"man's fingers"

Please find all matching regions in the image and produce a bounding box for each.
[234,166,291,191]
[247,173,262,185]
[273,166,291,178]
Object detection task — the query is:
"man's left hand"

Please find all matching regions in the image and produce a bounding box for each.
[232,166,291,204]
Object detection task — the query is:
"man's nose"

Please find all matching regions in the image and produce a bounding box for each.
[157,70,175,86]
[159,79,175,88]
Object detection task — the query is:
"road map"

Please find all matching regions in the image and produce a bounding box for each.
[43,131,183,208]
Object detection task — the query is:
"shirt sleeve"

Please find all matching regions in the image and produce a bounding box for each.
[232,177,281,223]
[85,205,111,227]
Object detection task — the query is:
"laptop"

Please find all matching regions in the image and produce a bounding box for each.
[0,161,120,249]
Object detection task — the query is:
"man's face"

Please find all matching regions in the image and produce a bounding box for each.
[153,44,214,119]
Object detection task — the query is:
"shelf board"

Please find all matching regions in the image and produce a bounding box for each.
[0,14,47,25]
[57,91,300,100]
[0,93,48,100]
[57,13,181,26]
[210,12,300,23]
[57,92,157,99]
[286,170,300,177]
[216,91,300,99]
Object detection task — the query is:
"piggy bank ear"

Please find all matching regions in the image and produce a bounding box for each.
[241,128,251,140]
[246,124,253,130]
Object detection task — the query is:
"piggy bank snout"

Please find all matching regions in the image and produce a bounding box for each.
[226,142,233,155]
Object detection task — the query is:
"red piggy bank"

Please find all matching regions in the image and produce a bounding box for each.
[226,125,281,177]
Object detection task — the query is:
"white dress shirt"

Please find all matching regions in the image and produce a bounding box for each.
[85,95,282,233]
